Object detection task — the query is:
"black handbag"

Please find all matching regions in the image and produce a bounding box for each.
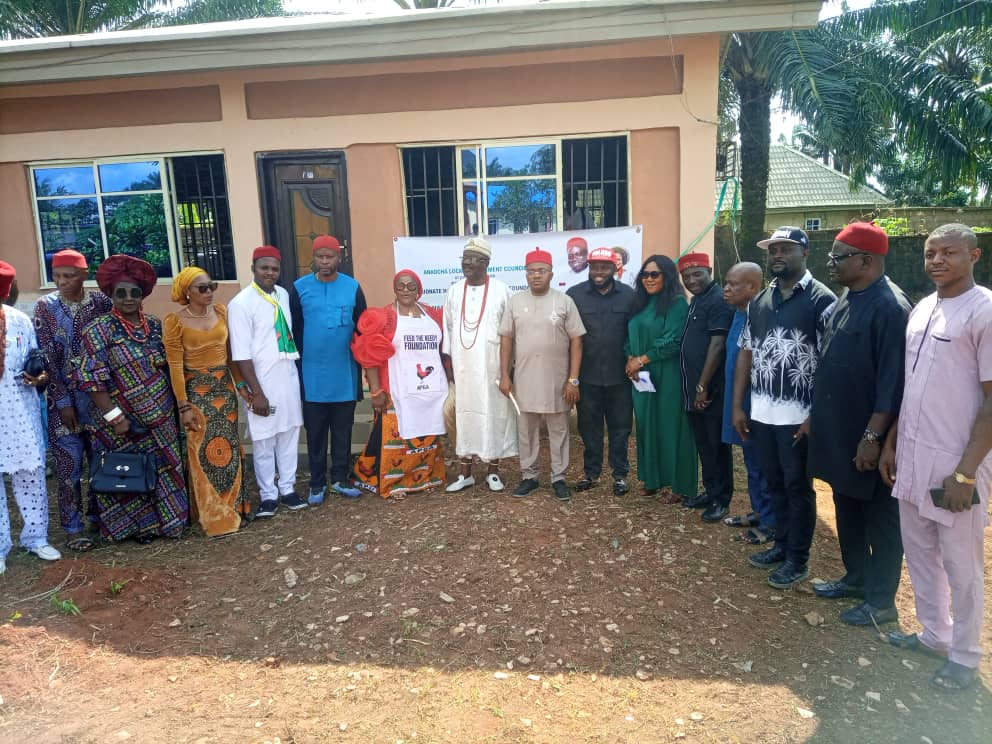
[89,449,157,495]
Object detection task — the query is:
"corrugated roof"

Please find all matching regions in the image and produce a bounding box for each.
[717,144,891,211]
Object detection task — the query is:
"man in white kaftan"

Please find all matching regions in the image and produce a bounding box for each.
[228,246,305,517]
[442,237,517,493]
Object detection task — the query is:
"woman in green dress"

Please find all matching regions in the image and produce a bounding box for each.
[625,254,697,500]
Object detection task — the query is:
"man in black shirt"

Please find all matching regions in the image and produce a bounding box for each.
[733,227,837,589]
[808,222,911,625]
[679,252,735,522]
[567,247,639,495]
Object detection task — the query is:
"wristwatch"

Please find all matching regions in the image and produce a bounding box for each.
[568,378,580,387]
[695,384,705,394]
[953,471,977,485]
[861,428,882,444]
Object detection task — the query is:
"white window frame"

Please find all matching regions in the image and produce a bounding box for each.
[28,151,228,288]
[398,132,632,237]
[805,217,822,232]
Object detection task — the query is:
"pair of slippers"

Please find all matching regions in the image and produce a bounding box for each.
[723,512,775,544]
[888,632,978,692]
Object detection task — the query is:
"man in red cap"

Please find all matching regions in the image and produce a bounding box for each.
[499,248,586,501]
[567,247,638,496]
[808,222,912,627]
[33,249,112,551]
[228,245,305,517]
[562,236,590,290]
[289,235,367,504]
[0,261,62,574]
[678,252,735,522]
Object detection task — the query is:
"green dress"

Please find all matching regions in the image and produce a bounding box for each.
[625,297,698,496]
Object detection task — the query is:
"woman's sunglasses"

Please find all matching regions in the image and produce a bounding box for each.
[113,287,143,299]
[639,270,663,279]
[191,282,219,293]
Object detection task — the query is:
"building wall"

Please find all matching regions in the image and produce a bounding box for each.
[0,34,719,312]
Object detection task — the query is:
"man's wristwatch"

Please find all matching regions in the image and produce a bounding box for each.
[695,384,705,394]
[861,428,883,444]
[953,471,977,485]
[568,378,580,387]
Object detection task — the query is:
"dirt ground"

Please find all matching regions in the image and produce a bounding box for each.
[1,438,990,744]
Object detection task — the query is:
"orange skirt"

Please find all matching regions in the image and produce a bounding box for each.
[354,408,445,499]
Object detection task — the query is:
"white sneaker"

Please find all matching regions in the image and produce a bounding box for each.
[0,558,6,575]
[486,473,505,492]
[445,475,475,493]
[29,544,62,561]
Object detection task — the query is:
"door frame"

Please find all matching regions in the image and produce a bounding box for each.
[256,150,352,284]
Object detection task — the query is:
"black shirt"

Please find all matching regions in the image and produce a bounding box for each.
[680,281,734,413]
[566,279,639,386]
[807,276,912,499]
[741,270,837,426]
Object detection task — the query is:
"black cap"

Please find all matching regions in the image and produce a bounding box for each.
[757,226,809,250]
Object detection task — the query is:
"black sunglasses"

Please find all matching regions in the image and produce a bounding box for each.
[192,282,219,293]
[827,252,869,264]
[113,287,143,300]
[640,270,663,279]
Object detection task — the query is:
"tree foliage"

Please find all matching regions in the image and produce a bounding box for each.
[0,0,285,38]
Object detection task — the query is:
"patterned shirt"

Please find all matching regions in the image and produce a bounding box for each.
[740,270,836,426]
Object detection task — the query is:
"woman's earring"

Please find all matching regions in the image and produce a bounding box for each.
[186,295,190,301]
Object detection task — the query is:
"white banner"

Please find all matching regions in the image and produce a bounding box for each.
[393,226,644,301]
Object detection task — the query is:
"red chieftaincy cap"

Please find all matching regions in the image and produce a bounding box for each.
[252,245,282,262]
[835,222,888,255]
[677,252,711,272]
[312,235,341,253]
[525,248,554,266]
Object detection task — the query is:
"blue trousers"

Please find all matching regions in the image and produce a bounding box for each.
[741,441,776,529]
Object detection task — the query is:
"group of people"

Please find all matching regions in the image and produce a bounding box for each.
[0,221,988,693]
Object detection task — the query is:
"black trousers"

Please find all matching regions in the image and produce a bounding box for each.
[832,486,903,608]
[687,410,733,507]
[303,400,357,490]
[751,421,816,565]
[576,382,632,480]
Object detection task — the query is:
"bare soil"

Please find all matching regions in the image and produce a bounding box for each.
[1,438,990,744]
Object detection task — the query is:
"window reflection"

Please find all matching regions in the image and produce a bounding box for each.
[98,161,162,192]
[37,198,102,280]
[486,179,556,235]
[485,144,555,177]
[33,167,95,197]
[102,194,171,276]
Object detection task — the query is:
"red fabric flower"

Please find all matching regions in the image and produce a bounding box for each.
[356,307,389,335]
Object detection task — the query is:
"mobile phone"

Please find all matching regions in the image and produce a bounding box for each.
[930,487,981,509]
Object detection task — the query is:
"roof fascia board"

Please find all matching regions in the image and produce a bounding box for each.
[0,1,822,85]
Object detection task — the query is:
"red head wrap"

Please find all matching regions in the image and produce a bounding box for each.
[393,269,423,298]
[252,245,282,263]
[52,249,88,270]
[526,249,554,267]
[835,222,888,255]
[677,252,711,272]
[312,235,341,254]
[0,261,15,300]
[95,255,157,298]
[566,236,588,251]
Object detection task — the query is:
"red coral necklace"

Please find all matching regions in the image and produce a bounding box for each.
[459,276,489,350]
[112,308,150,342]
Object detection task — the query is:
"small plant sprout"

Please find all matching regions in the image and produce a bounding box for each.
[109,579,130,595]
[50,593,81,616]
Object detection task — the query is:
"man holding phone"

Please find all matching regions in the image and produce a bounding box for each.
[880,224,992,693]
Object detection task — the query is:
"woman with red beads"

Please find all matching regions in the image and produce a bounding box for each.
[350,270,447,499]
[75,255,188,544]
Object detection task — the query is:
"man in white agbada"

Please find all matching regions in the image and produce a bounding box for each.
[442,237,517,492]
[228,246,306,518]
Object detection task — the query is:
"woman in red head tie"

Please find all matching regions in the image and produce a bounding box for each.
[350,270,447,499]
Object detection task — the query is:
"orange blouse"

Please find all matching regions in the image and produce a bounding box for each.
[162,304,242,403]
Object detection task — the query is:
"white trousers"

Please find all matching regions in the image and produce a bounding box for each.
[0,466,50,559]
[252,427,301,501]
[899,499,986,668]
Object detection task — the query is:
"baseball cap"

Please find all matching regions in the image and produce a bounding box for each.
[757,226,809,250]
[588,247,617,263]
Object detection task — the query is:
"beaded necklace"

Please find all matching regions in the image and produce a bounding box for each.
[459,276,489,350]
[112,308,150,342]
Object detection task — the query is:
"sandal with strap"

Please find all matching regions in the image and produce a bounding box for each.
[723,512,760,528]
[734,526,775,544]
[930,660,977,693]
[66,535,95,552]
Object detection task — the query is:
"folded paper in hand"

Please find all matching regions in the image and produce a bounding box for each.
[631,370,656,393]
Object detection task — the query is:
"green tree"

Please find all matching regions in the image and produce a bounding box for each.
[723,0,992,261]
[0,0,285,39]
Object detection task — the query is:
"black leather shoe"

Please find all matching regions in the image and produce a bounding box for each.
[513,478,540,498]
[748,546,786,569]
[575,478,597,492]
[552,480,571,502]
[701,503,729,523]
[682,492,710,509]
[612,478,630,496]
[813,580,865,600]
[768,561,810,589]
[841,602,898,627]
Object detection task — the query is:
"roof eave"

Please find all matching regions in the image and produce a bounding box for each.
[0,0,823,85]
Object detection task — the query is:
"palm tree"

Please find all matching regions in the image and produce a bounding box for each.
[723,0,992,260]
[0,0,285,39]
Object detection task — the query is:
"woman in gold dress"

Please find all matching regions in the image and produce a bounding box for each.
[163,267,249,536]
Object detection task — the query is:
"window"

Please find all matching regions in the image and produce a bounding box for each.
[805,218,822,231]
[31,154,236,283]
[401,135,629,237]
